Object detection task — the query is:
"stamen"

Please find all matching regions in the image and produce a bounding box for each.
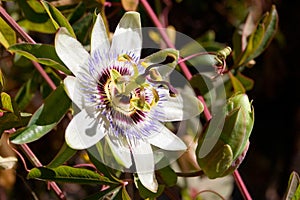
[118,53,139,77]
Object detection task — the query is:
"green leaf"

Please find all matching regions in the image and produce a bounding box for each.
[1,92,14,113]
[112,186,132,200]
[229,72,246,94]
[0,92,31,135]
[47,142,77,168]
[72,12,93,44]
[18,19,56,34]
[137,180,164,199]
[180,39,219,67]
[156,166,177,187]
[40,68,62,98]
[14,72,39,110]
[236,71,254,91]
[121,186,131,200]
[0,17,16,50]
[27,166,118,185]
[236,5,278,67]
[189,74,214,96]
[11,84,71,144]
[9,43,71,75]
[0,69,3,92]
[16,0,49,23]
[237,23,264,66]
[41,1,76,38]
[0,112,31,137]
[87,151,115,180]
[67,2,86,24]
[12,123,56,143]
[232,28,243,62]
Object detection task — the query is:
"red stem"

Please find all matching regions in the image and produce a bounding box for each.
[140,0,251,199]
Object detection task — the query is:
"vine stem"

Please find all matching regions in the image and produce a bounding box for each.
[0,5,65,199]
[140,1,252,200]
[233,170,252,200]
[0,6,56,90]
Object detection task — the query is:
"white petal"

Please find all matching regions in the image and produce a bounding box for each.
[65,109,107,149]
[132,141,158,193]
[146,121,187,151]
[63,76,83,110]
[105,135,132,168]
[91,14,110,55]
[111,12,142,57]
[55,28,90,77]
[154,89,203,121]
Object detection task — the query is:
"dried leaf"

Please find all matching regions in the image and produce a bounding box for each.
[0,156,17,170]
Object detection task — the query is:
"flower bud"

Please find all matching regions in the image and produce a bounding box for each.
[196,93,254,178]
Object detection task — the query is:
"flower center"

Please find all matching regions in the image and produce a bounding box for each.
[105,68,159,116]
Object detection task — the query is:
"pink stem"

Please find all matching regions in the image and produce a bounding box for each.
[0,6,56,90]
[140,1,251,199]
[234,170,252,200]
